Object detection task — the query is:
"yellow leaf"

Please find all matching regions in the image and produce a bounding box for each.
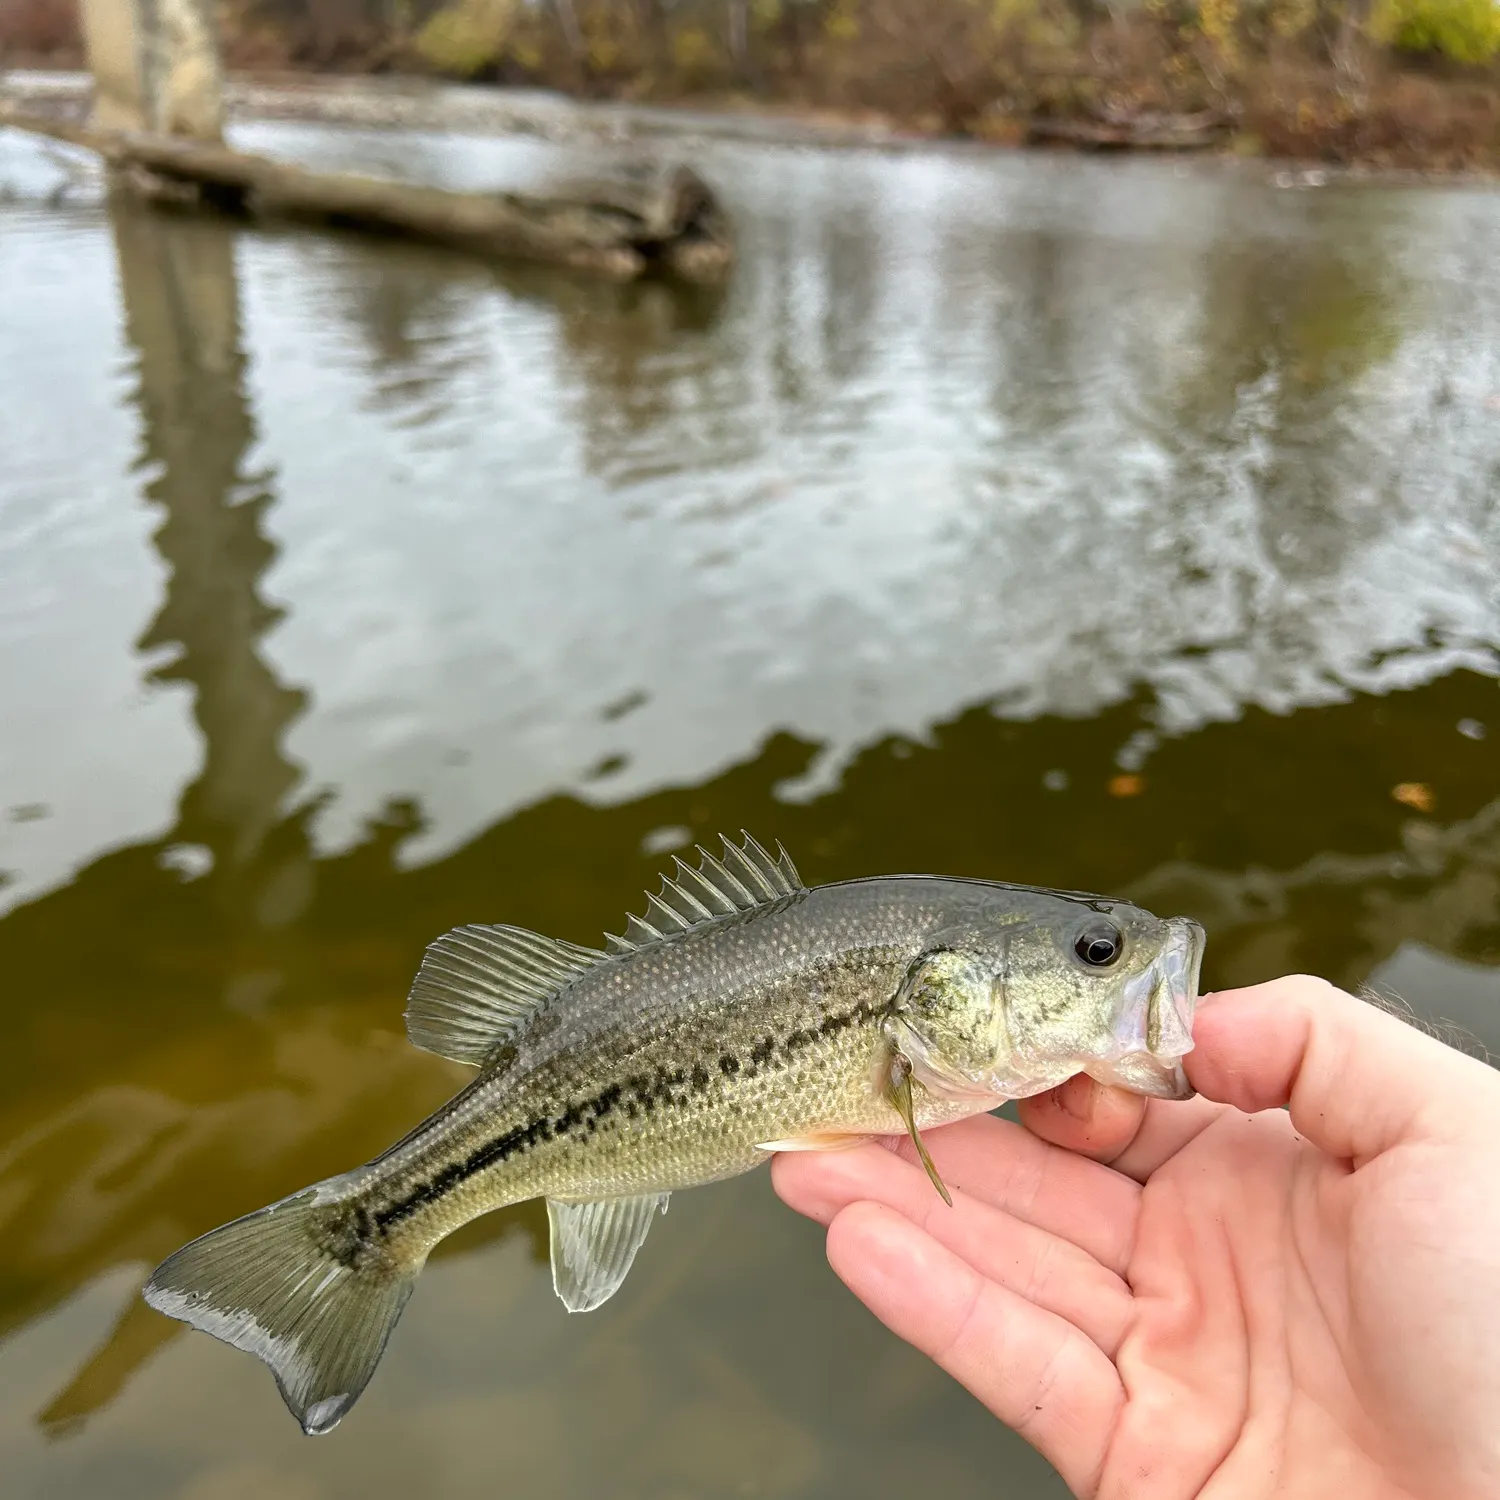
[1392,782,1435,813]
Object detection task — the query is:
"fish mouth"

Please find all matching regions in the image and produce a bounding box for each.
[1157,917,1204,1049]
[1091,917,1205,1101]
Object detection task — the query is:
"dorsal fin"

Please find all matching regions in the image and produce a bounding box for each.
[601,831,804,956]
[404,833,802,1063]
[404,924,604,1065]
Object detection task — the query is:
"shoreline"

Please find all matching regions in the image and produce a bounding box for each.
[3,67,1497,189]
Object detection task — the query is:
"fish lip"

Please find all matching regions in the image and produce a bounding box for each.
[1169,916,1205,1042]
[1105,916,1204,1098]
[1178,918,1206,1010]
[1154,916,1204,1099]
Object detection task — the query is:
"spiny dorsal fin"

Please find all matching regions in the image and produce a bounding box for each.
[405,834,802,1062]
[601,831,804,956]
[405,924,604,1066]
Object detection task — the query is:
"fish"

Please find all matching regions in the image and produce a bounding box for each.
[142,832,1204,1435]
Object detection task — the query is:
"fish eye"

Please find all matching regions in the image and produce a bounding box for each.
[1073,920,1124,968]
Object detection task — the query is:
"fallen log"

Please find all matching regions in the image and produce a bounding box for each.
[1027,110,1230,152]
[0,107,733,283]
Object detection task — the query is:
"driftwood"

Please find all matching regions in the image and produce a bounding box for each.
[0,107,733,282]
[1027,109,1231,152]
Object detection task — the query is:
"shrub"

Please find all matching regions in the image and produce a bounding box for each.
[413,0,518,76]
[1374,0,1500,63]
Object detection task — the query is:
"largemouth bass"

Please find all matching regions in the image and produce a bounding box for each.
[143,833,1204,1435]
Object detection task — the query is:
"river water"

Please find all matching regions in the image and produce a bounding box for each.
[0,115,1498,1499]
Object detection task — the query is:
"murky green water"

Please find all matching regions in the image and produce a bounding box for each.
[1,118,1498,1498]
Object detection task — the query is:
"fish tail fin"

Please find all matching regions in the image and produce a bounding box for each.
[142,1178,417,1435]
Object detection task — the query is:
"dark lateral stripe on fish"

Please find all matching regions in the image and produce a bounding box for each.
[369,998,892,1234]
[370,1094,616,1233]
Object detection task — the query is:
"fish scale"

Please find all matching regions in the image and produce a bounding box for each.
[356,880,973,1243]
[142,833,1203,1436]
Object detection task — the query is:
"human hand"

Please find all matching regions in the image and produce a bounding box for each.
[773,976,1500,1499]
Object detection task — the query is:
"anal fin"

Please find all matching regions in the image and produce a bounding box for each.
[546,1193,669,1313]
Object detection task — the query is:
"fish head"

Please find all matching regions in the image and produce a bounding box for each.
[890,898,1204,1104]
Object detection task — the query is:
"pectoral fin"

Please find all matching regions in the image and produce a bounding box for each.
[886,1052,953,1207]
[546,1193,669,1313]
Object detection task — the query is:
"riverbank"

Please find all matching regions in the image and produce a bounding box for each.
[0,68,910,147]
[7,0,1500,173]
[3,66,1497,184]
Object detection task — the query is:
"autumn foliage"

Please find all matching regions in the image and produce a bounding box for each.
[3,0,1499,167]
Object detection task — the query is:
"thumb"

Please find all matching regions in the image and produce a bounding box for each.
[1185,974,1500,1166]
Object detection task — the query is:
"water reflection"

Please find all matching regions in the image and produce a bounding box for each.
[4,678,1498,1472]
[112,201,311,924]
[0,133,1497,1499]
[311,239,499,432]
[1159,193,1409,585]
[0,192,305,1428]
